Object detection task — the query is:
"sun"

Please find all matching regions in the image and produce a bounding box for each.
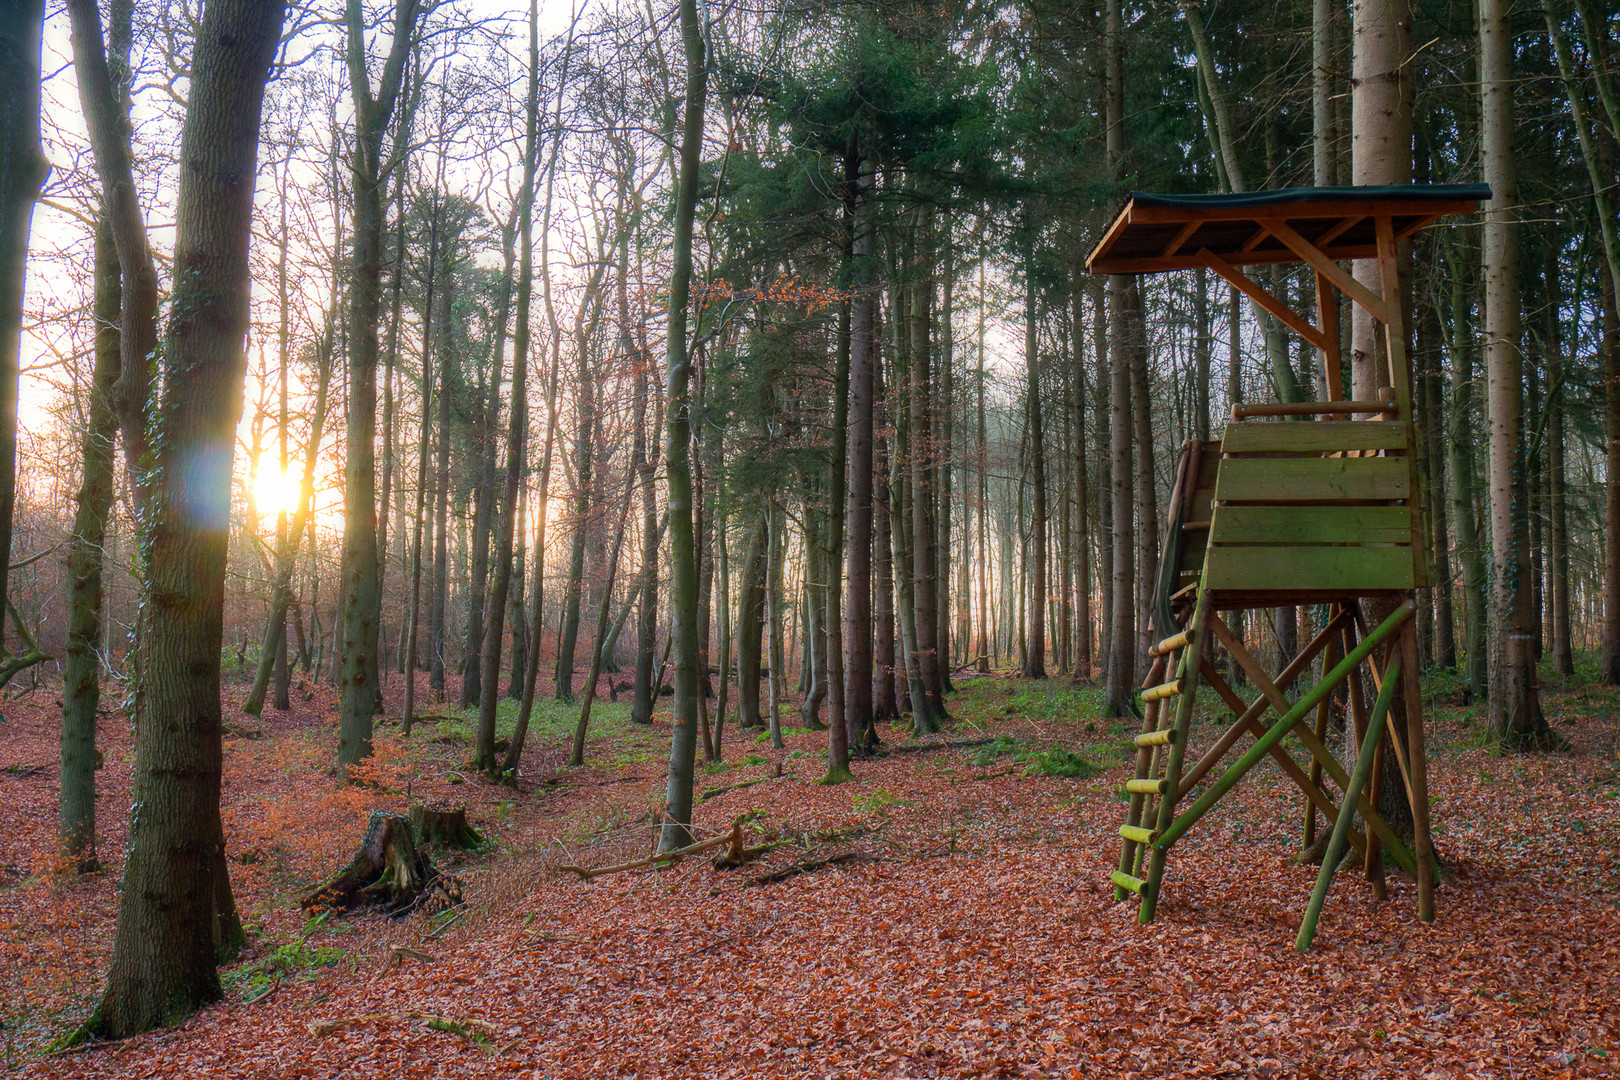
[253,462,301,517]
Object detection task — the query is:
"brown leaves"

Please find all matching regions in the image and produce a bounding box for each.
[5,679,1620,1078]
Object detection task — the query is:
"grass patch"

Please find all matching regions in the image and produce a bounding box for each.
[1007,680,1109,721]
[968,734,1111,778]
[852,787,910,813]
[227,940,343,1003]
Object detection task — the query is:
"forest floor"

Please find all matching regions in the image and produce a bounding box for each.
[0,660,1618,1078]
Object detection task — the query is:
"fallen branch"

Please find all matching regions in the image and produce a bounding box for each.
[697,774,782,804]
[745,850,872,887]
[712,836,789,869]
[558,818,743,880]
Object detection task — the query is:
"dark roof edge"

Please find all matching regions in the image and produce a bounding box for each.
[1127,183,1492,210]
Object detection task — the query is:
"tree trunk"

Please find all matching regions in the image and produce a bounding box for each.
[428,276,453,697]
[0,0,46,649]
[555,356,594,702]
[1128,280,1159,666]
[1603,264,1620,685]
[1480,0,1552,747]
[338,0,420,768]
[1071,276,1093,680]
[1023,266,1047,678]
[657,0,707,854]
[1446,241,1489,700]
[85,0,283,1036]
[907,221,944,716]
[474,4,540,774]
[1544,250,1573,676]
[874,352,900,717]
[1103,0,1135,717]
[60,218,120,872]
[736,517,767,731]
[844,152,875,748]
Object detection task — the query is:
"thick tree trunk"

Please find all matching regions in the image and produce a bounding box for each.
[907,229,944,715]
[85,0,283,1036]
[1103,0,1135,716]
[0,0,46,644]
[844,154,875,747]
[1480,0,1552,747]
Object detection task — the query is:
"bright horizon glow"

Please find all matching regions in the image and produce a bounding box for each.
[253,462,301,518]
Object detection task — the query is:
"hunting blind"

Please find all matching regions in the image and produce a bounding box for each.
[1085,184,1490,949]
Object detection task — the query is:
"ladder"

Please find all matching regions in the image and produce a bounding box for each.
[1111,585,1211,923]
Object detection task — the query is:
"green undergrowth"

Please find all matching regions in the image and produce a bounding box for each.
[968,734,1112,778]
[225,939,343,1004]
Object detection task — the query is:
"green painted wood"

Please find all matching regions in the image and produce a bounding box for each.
[1214,456,1410,502]
[1119,824,1158,845]
[1296,655,1401,952]
[1203,544,1416,592]
[1220,420,1408,454]
[1209,505,1413,546]
[1155,601,1413,853]
[1111,870,1152,897]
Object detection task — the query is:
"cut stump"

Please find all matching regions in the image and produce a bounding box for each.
[301,810,453,914]
[410,805,484,851]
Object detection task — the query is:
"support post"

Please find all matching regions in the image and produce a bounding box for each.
[1297,654,1401,951]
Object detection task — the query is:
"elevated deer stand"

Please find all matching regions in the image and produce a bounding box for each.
[1085,184,1488,948]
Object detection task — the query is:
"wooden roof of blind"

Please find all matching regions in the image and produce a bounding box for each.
[1085,184,1490,275]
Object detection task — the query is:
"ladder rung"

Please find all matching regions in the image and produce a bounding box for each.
[1151,629,1194,657]
[1181,520,1211,530]
[1125,778,1169,795]
[1119,824,1159,845]
[1134,728,1177,748]
[1141,680,1183,703]
[1110,870,1154,897]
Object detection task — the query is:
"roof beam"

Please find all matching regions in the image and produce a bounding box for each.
[1198,247,1330,352]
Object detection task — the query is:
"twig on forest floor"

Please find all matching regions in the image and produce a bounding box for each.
[697,773,783,804]
[558,819,743,880]
[744,850,874,887]
[378,946,437,974]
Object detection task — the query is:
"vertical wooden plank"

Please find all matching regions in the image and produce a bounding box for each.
[1315,268,1343,407]
[1399,623,1437,922]
[1374,215,1412,420]
[1303,607,1342,850]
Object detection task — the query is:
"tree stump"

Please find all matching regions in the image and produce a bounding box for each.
[409,805,484,851]
[301,811,445,914]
